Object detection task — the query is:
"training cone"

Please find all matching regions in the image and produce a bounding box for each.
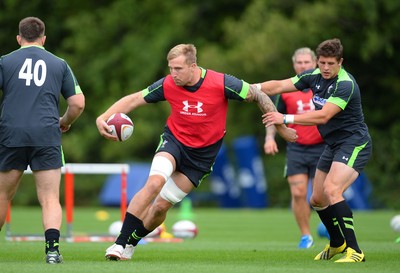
[179,197,194,220]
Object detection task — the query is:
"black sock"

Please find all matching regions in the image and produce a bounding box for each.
[45,228,60,254]
[316,206,345,247]
[330,200,361,253]
[116,212,151,247]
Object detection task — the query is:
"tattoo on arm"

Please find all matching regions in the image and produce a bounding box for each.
[246,84,277,113]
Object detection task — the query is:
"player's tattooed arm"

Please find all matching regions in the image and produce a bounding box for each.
[246,84,298,143]
[245,84,277,114]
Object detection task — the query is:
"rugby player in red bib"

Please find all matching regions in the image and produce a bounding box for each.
[96,44,297,261]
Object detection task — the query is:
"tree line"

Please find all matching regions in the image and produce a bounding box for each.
[1,0,399,208]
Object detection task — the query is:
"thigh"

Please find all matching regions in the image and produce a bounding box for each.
[0,169,24,197]
[324,162,359,204]
[156,128,222,187]
[33,169,62,202]
[170,172,195,194]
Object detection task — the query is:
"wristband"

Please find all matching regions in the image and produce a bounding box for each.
[283,114,294,124]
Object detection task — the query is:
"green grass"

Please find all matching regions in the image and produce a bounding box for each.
[1,207,399,273]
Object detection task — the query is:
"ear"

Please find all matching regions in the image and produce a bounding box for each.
[41,36,46,46]
[16,35,22,45]
[338,58,344,66]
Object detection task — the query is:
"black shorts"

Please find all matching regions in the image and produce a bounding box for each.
[155,127,223,187]
[285,142,325,178]
[317,137,372,173]
[0,145,64,171]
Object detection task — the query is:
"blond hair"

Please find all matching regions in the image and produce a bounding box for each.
[167,44,197,65]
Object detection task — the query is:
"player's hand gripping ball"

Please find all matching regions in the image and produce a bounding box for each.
[106,113,134,141]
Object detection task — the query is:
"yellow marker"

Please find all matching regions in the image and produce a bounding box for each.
[95,210,110,221]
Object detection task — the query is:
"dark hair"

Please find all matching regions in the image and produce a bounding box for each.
[316,38,343,61]
[19,17,45,42]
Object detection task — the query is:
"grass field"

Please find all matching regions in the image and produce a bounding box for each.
[1,206,399,273]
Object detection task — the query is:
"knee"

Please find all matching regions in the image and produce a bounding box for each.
[310,194,325,209]
[289,182,308,199]
[145,177,166,195]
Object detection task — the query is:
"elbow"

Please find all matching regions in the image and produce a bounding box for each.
[74,94,86,113]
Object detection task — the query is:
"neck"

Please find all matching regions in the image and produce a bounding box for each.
[188,67,202,86]
[21,42,43,47]
[18,35,45,47]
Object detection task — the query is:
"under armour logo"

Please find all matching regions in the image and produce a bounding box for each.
[296,99,315,113]
[182,100,203,113]
[316,84,321,89]
[342,156,349,161]
[161,140,168,148]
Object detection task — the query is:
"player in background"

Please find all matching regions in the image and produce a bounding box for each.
[259,38,372,262]
[96,43,298,261]
[0,17,85,264]
[264,47,325,249]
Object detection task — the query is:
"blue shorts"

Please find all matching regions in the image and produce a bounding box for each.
[0,145,64,171]
[285,142,325,177]
[155,127,223,187]
[317,138,372,173]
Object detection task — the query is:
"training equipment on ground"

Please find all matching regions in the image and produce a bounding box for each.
[390,215,400,232]
[6,163,182,244]
[108,220,123,236]
[106,113,134,141]
[146,224,164,238]
[6,163,129,243]
[172,220,198,239]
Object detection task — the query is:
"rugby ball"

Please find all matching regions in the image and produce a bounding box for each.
[108,220,122,236]
[145,224,165,238]
[390,215,400,232]
[106,113,134,141]
[172,220,198,239]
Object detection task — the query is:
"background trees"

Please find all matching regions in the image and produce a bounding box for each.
[1,0,399,208]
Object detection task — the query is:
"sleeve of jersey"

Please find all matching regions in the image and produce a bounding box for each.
[224,74,249,100]
[327,80,353,110]
[291,68,318,91]
[61,63,83,99]
[142,77,166,103]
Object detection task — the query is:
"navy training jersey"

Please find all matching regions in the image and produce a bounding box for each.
[291,67,370,146]
[0,45,82,147]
